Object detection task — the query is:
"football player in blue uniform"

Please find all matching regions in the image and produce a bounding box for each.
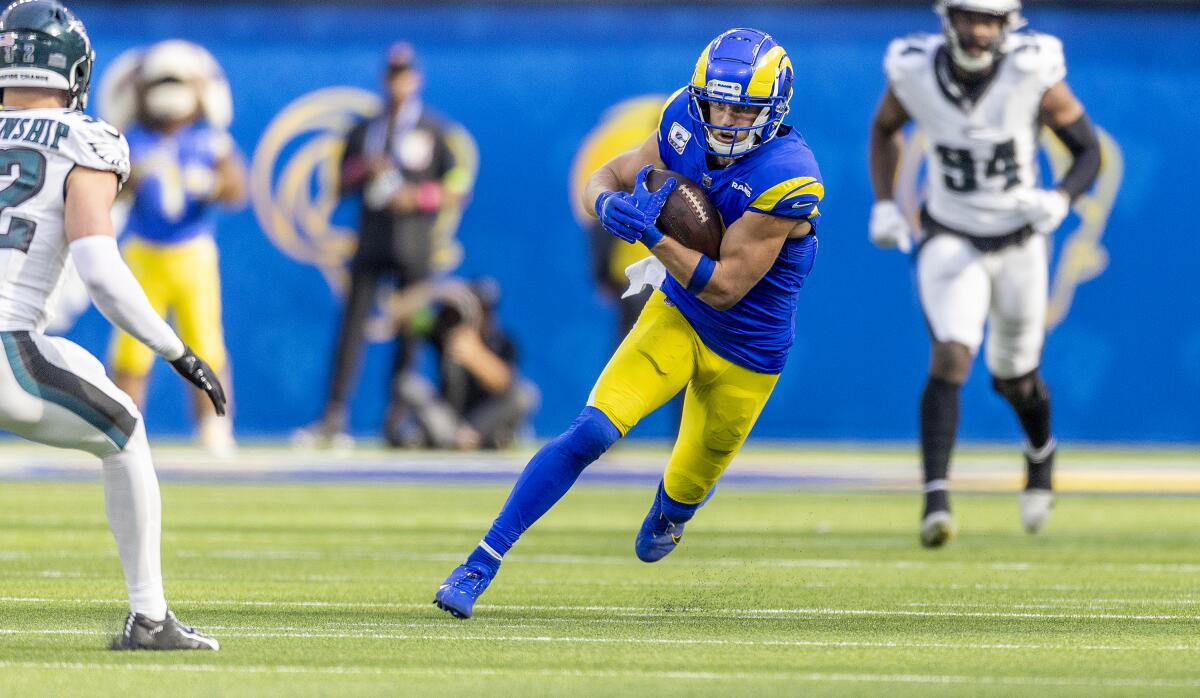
[109,41,245,456]
[435,28,824,618]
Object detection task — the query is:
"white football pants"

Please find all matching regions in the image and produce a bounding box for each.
[0,330,167,619]
[916,233,1048,379]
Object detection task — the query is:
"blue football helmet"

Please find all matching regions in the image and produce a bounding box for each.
[687,28,793,158]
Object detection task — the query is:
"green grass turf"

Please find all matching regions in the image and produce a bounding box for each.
[2,480,1200,696]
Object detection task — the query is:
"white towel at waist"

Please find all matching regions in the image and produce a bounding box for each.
[621,256,667,299]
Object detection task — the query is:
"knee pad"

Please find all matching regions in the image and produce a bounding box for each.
[929,342,972,385]
[992,370,1048,407]
[559,406,620,462]
[701,398,755,454]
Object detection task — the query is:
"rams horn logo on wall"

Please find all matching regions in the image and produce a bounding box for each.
[250,86,379,292]
[895,126,1124,330]
[251,87,478,341]
[250,87,406,342]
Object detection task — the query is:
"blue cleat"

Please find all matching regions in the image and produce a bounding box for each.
[434,563,495,619]
[636,482,717,562]
[636,508,684,563]
[633,484,687,563]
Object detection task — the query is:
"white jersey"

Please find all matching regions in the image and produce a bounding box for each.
[885,32,1065,236]
[0,108,129,331]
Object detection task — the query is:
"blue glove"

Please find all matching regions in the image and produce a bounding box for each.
[631,165,676,249]
[595,165,678,249]
[595,191,646,244]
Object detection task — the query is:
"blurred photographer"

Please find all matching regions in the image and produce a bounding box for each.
[391,278,537,450]
[303,42,476,447]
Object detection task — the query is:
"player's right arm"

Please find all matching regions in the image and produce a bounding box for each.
[211,133,248,207]
[868,88,909,203]
[867,87,914,252]
[65,167,227,415]
[581,131,664,236]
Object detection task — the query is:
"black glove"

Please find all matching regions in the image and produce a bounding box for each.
[170,346,227,416]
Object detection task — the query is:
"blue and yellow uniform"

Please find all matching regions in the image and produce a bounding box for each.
[110,122,233,377]
[589,87,823,505]
[433,28,823,619]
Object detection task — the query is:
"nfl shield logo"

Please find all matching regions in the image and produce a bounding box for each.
[668,122,690,155]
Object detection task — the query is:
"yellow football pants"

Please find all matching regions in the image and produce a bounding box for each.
[589,290,778,505]
[110,235,228,376]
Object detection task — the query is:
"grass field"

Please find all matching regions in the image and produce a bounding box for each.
[2,478,1200,696]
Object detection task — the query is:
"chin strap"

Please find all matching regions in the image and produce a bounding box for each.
[704,106,771,157]
[939,8,1012,73]
[947,41,997,72]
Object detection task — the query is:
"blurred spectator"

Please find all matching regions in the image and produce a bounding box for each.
[570,96,663,344]
[300,42,476,447]
[569,96,680,434]
[107,40,245,456]
[389,278,538,449]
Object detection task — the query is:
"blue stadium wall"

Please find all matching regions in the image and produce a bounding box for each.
[64,3,1200,442]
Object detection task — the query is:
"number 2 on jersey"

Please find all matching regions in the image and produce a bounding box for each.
[936,139,1019,193]
[0,147,46,253]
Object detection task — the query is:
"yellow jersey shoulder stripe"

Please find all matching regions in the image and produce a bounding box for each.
[748,177,824,212]
[658,87,688,132]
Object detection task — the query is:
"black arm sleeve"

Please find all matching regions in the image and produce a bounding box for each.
[1052,113,1101,201]
[339,120,369,195]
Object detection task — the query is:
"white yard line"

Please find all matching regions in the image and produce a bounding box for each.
[0,661,1198,688]
[0,571,1115,594]
[10,547,1200,574]
[137,549,1200,573]
[1,626,1196,653]
[908,599,1200,609]
[2,596,1198,621]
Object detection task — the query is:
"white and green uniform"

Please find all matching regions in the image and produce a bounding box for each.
[885,32,1064,378]
[0,107,139,454]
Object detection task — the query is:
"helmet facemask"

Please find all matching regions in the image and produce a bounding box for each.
[0,1,95,110]
[689,93,779,158]
[65,41,91,109]
[935,1,1026,73]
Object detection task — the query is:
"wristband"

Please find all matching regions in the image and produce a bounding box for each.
[640,224,663,249]
[594,191,616,218]
[416,181,443,212]
[686,255,716,295]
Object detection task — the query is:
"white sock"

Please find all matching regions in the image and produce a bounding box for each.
[101,422,167,621]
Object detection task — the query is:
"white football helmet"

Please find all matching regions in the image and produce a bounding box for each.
[935,0,1027,72]
[96,39,233,130]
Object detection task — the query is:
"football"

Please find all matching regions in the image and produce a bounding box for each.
[645,168,724,259]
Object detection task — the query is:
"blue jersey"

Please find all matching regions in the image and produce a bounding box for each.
[125,122,231,245]
[656,88,823,374]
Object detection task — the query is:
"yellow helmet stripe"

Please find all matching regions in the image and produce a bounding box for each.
[691,43,712,88]
[747,45,789,98]
[749,177,824,212]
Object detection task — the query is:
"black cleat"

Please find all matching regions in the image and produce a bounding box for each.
[110,611,220,651]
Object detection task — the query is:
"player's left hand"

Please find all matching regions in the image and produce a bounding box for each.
[1015,188,1071,235]
[170,346,227,416]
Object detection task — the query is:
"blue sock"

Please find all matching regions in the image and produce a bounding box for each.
[464,545,501,576]
[657,481,701,524]
[479,406,620,558]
